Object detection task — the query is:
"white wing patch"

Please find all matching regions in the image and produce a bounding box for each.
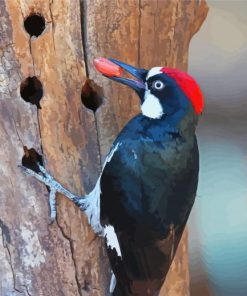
[141,90,164,119]
[146,67,162,80]
[104,225,122,258]
[78,143,120,234]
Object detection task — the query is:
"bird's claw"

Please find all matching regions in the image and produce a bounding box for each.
[19,164,58,222]
[19,163,82,223]
[49,216,56,225]
[48,189,57,223]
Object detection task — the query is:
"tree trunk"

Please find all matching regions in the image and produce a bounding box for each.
[0,1,208,295]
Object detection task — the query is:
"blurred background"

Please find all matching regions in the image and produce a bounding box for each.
[188,1,247,295]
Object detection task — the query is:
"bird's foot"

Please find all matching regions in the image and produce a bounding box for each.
[19,163,82,223]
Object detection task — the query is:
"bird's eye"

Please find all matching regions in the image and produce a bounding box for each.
[152,80,165,90]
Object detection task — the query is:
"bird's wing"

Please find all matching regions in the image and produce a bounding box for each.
[100,137,198,232]
[99,136,198,292]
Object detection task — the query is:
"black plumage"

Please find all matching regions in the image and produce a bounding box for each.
[93,59,204,295]
[100,109,199,295]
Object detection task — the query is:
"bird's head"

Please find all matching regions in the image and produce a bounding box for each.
[94,58,204,122]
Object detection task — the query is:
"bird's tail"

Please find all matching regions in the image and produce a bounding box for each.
[112,282,131,296]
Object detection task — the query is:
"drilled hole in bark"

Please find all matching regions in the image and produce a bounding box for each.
[20,77,43,109]
[24,14,45,37]
[81,79,103,112]
[22,146,43,173]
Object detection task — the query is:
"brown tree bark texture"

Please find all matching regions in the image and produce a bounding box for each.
[0,1,208,296]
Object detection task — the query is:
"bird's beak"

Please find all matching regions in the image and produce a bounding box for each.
[94,58,147,99]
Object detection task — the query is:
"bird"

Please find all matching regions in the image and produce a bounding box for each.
[20,58,204,296]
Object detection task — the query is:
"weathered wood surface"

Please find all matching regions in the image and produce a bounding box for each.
[0,0,208,296]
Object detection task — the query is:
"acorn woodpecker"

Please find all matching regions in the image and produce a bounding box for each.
[20,58,204,296]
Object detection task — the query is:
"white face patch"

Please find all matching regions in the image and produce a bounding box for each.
[146,67,162,80]
[141,90,164,119]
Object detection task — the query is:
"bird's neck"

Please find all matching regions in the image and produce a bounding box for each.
[162,106,198,138]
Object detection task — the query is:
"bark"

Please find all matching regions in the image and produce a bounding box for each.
[0,1,208,296]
